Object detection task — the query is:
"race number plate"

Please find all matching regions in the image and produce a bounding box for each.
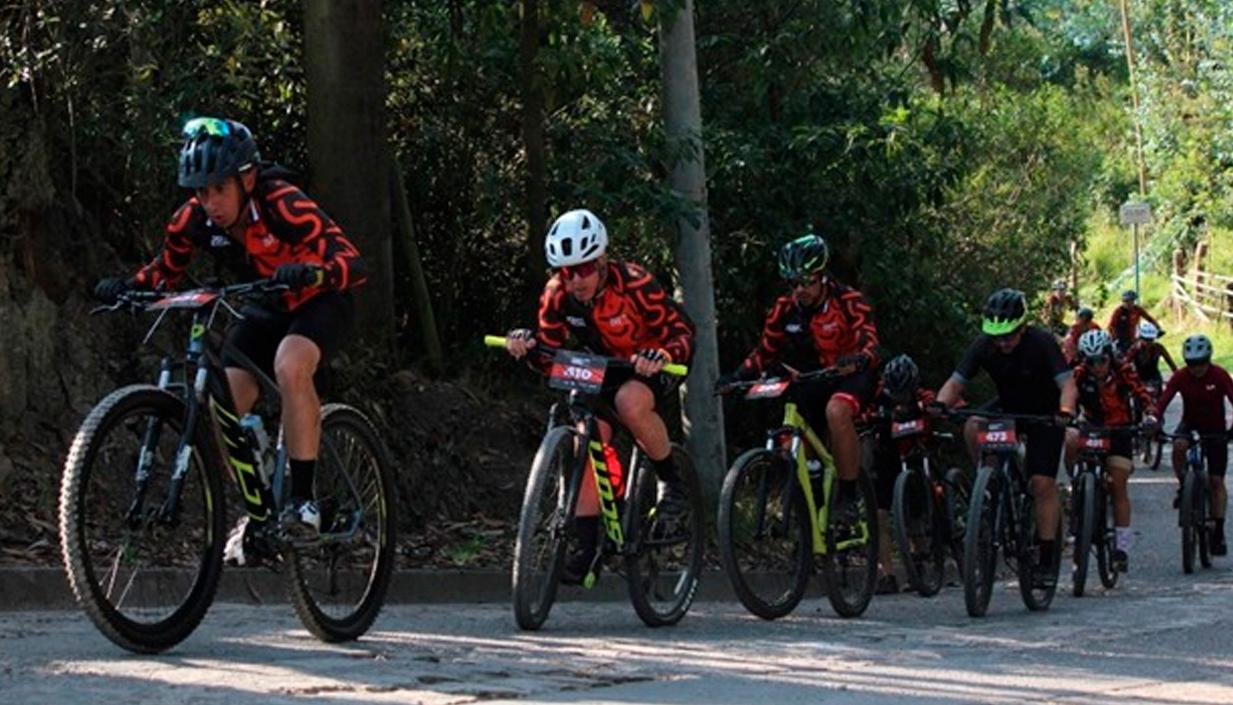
[1082,434,1111,452]
[150,291,220,310]
[745,379,790,400]
[891,418,927,439]
[548,351,607,393]
[978,420,1018,451]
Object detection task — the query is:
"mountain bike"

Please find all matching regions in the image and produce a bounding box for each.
[483,336,704,631]
[952,410,1064,617]
[1133,380,1164,470]
[59,281,396,653]
[880,412,966,597]
[1069,424,1137,597]
[1164,430,1226,574]
[716,369,878,619]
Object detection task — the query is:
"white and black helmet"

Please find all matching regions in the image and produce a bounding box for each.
[1138,321,1159,340]
[544,209,608,268]
[1078,329,1113,359]
[1183,334,1213,363]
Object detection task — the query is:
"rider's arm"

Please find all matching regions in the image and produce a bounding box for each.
[838,288,881,370]
[132,200,201,290]
[1045,332,1077,415]
[736,297,791,379]
[1140,306,1162,329]
[1159,342,1179,372]
[623,262,694,364]
[1118,358,1155,411]
[1155,372,1181,419]
[262,181,367,290]
[938,338,985,407]
[1105,308,1120,336]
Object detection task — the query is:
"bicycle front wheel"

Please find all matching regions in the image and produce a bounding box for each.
[962,465,999,618]
[892,468,944,597]
[1072,470,1095,597]
[1096,480,1119,589]
[717,449,810,620]
[626,444,704,627]
[59,385,225,653]
[821,471,878,618]
[287,404,397,642]
[1181,469,1199,574]
[511,425,579,630]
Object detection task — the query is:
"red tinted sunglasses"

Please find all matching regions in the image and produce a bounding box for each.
[557,261,601,280]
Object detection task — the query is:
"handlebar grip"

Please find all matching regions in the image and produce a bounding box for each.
[483,335,507,348]
[663,363,688,377]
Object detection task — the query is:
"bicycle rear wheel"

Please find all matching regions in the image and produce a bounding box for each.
[821,471,878,618]
[59,385,225,653]
[287,404,396,642]
[511,425,579,630]
[892,468,943,597]
[717,449,811,620]
[963,466,999,618]
[1072,471,1095,597]
[627,444,704,627]
[944,466,969,575]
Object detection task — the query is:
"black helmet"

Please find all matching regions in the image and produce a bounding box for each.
[982,288,1028,336]
[777,234,829,280]
[882,354,920,401]
[1077,306,1094,321]
[177,117,260,188]
[1122,289,1138,303]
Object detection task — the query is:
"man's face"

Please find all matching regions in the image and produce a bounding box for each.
[991,326,1025,355]
[1188,361,1211,378]
[789,272,824,307]
[194,172,253,228]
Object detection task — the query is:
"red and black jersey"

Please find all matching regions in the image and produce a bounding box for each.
[1155,364,1233,433]
[1107,304,1158,344]
[1074,358,1153,427]
[132,177,365,311]
[738,279,879,377]
[863,384,936,425]
[1126,339,1177,380]
[535,260,695,365]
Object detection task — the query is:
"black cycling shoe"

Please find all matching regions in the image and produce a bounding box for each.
[875,574,899,595]
[1211,531,1228,557]
[559,543,598,586]
[1173,488,1181,509]
[1111,549,1129,573]
[830,492,864,542]
[1032,564,1058,590]
[652,480,691,539]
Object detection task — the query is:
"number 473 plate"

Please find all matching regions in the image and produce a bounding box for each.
[548,351,607,393]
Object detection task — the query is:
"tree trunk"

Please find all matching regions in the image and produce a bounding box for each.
[520,0,549,301]
[390,154,444,373]
[658,0,725,500]
[303,0,394,346]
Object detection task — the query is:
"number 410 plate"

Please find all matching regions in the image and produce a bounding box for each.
[548,351,608,393]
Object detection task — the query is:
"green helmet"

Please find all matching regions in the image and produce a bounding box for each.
[778,234,829,280]
[981,288,1028,336]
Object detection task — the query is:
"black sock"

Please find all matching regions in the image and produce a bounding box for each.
[652,454,679,484]
[838,479,857,501]
[573,515,599,551]
[290,458,315,501]
[1216,518,1225,539]
[1039,539,1056,566]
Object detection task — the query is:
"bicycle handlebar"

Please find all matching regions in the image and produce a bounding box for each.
[91,279,290,315]
[483,335,689,377]
[938,407,1062,425]
[713,367,843,396]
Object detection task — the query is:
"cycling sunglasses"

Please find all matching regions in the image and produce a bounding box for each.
[182,117,230,139]
[788,273,821,290]
[1084,354,1109,366]
[557,260,601,280]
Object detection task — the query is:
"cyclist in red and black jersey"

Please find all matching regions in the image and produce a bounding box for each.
[1064,329,1157,573]
[1108,290,1162,356]
[1126,321,1176,391]
[93,117,365,562]
[1062,307,1100,364]
[718,233,880,522]
[1154,334,1233,556]
[504,209,694,582]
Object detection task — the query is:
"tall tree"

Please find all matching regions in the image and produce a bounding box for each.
[303,0,394,344]
[657,0,725,495]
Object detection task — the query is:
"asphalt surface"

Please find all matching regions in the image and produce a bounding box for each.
[2,400,1232,703]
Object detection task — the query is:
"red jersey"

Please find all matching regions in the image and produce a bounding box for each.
[133,178,364,311]
[1155,364,1233,432]
[1074,359,1152,427]
[535,260,694,364]
[1107,304,1158,344]
[738,279,879,376]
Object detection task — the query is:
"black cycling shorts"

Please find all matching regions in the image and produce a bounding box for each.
[1173,423,1229,478]
[222,291,355,378]
[870,433,900,511]
[599,367,681,410]
[972,401,1064,480]
[790,369,877,433]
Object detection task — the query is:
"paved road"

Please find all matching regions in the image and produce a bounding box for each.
[3,397,1232,704]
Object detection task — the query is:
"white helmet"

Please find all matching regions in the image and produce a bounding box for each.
[1078,329,1113,360]
[1183,334,1212,363]
[544,209,608,268]
[1138,321,1159,340]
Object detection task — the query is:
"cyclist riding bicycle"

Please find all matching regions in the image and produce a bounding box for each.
[1154,334,1233,556]
[1062,307,1100,364]
[866,354,936,594]
[935,288,1078,589]
[717,233,880,526]
[1063,329,1157,573]
[1043,279,1077,337]
[1108,290,1162,357]
[504,208,695,583]
[1126,321,1177,391]
[92,117,365,564]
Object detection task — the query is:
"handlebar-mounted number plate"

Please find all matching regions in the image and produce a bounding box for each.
[745,379,790,400]
[978,420,1018,451]
[1081,434,1111,452]
[548,351,607,394]
[150,291,220,310]
[892,418,927,439]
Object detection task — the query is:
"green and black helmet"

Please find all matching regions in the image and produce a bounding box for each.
[778,234,829,280]
[981,288,1028,336]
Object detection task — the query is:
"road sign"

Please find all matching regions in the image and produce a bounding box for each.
[1120,201,1152,225]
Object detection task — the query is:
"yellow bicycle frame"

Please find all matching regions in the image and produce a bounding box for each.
[782,401,870,555]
